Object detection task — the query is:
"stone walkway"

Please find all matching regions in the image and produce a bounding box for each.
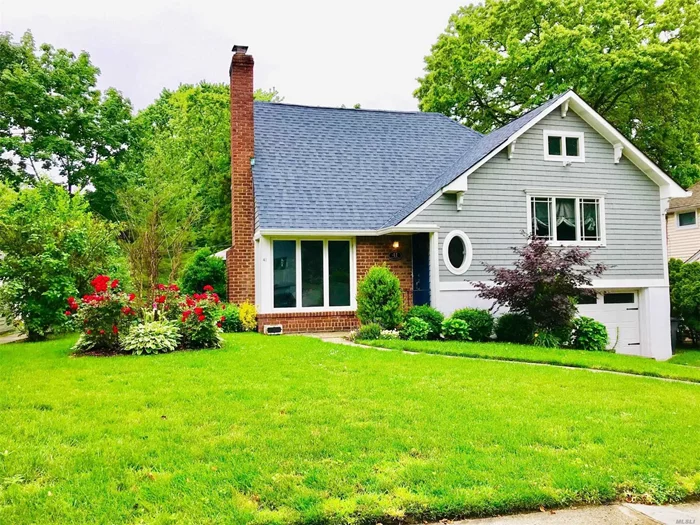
[0,331,24,344]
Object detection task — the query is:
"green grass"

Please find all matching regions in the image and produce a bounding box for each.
[1,334,700,524]
[669,350,700,368]
[361,339,700,383]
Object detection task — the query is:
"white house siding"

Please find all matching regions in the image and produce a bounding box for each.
[409,109,670,359]
[666,211,700,261]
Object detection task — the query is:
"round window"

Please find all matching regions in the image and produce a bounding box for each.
[443,230,472,275]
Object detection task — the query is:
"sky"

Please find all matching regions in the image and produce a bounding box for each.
[2,0,470,112]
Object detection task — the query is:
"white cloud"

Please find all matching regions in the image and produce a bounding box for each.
[3,0,469,111]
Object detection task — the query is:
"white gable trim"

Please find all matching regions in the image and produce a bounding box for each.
[400,91,688,226]
[257,223,439,238]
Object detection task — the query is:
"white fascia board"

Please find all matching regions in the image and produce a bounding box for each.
[401,91,688,226]
[258,224,439,237]
[440,278,668,291]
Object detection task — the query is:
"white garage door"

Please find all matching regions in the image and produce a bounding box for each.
[577,291,641,355]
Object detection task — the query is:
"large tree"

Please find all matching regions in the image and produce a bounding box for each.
[0,32,133,195]
[416,0,700,186]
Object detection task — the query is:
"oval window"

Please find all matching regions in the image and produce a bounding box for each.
[443,230,472,275]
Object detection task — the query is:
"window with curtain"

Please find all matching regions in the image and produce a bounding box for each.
[272,239,352,309]
[530,196,602,244]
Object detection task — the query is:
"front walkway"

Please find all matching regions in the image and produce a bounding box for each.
[448,502,699,525]
[0,331,24,344]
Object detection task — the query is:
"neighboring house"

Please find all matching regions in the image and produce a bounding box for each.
[666,180,700,262]
[226,45,687,360]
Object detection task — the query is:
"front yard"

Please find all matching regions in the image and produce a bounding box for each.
[1,334,700,524]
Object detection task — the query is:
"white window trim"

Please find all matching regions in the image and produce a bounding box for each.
[443,230,473,275]
[270,237,357,313]
[525,193,606,247]
[543,130,586,163]
[676,210,698,230]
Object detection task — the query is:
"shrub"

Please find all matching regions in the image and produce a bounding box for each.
[239,301,257,332]
[441,318,471,341]
[380,329,400,340]
[405,305,444,339]
[571,316,609,351]
[0,182,124,341]
[152,283,184,321]
[495,313,535,344]
[451,308,494,342]
[356,265,403,329]
[532,329,562,348]
[123,321,180,355]
[220,303,242,333]
[356,323,382,340]
[179,292,223,349]
[179,248,227,300]
[400,317,431,340]
[70,275,138,353]
[475,236,606,333]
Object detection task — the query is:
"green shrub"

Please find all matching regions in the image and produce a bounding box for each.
[451,308,494,342]
[532,329,562,348]
[400,317,431,340]
[179,248,227,300]
[441,317,471,341]
[495,313,535,344]
[356,265,403,329]
[356,323,382,340]
[220,303,242,333]
[571,316,609,351]
[405,305,444,339]
[123,321,181,355]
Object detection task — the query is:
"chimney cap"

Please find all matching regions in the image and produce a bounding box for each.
[232,44,249,55]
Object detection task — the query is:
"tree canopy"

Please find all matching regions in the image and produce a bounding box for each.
[0,31,133,194]
[415,0,700,186]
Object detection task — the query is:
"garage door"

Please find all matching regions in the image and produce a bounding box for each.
[577,291,641,355]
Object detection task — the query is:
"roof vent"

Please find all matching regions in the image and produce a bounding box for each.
[232,44,249,55]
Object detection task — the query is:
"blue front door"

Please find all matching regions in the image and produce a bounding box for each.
[412,233,430,306]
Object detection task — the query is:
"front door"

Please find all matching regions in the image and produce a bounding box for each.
[412,233,430,306]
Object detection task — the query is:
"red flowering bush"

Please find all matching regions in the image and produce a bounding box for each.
[152,283,183,321]
[69,275,138,353]
[178,288,222,349]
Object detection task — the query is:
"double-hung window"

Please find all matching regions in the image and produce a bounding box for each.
[272,239,353,310]
[528,195,604,245]
[543,130,585,162]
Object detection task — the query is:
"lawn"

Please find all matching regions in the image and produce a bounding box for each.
[669,349,700,368]
[361,339,700,383]
[1,334,700,525]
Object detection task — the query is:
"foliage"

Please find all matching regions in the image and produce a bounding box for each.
[152,283,185,322]
[571,316,609,352]
[441,317,472,341]
[356,323,382,341]
[476,236,606,333]
[532,330,563,348]
[0,182,124,340]
[122,321,180,355]
[70,276,138,353]
[239,301,257,332]
[0,31,132,193]
[668,259,700,345]
[495,313,536,344]
[179,248,227,299]
[415,0,700,186]
[219,303,242,333]
[178,292,223,349]
[451,308,494,342]
[400,317,431,341]
[356,265,404,329]
[405,305,444,339]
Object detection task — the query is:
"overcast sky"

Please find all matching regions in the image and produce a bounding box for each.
[2,0,469,112]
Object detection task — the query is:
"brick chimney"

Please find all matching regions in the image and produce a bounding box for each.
[227,45,256,305]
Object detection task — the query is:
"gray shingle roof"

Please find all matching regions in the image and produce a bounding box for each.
[253,93,566,230]
[668,180,700,212]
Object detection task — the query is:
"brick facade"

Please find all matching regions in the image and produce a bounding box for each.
[227,46,256,305]
[257,235,414,333]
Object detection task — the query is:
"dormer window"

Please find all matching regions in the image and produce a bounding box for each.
[543,130,585,162]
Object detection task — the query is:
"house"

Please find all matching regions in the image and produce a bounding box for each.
[666,180,700,262]
[226,45,688,360]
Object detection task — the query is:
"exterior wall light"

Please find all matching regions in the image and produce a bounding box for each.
[392,240,400,249]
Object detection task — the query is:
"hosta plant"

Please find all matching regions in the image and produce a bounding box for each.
[400,317,431,341]
[441,317,471,341]
[122,321,181,355]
